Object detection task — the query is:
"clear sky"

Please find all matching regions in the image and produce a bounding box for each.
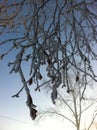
[0,53,97,130]
[0,58,75,130]
[0,0,97,130]
[0,55,75,130]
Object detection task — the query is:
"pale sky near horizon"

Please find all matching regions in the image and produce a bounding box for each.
[0,54,97,130]
[0,37,97,130]
[0,56,75,130]
[0,59,75,130]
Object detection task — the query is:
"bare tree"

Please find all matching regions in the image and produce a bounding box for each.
[39,74,97,130]
[0,0,97,119]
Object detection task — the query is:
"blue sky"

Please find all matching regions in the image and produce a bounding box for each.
[0,52,97,130]
[0,57,53,130]
[0,59,75,130]
[0,51,66,130]
[0,0,97,130]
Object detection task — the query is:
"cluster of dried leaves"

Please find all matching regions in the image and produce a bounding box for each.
[0,0,97,119]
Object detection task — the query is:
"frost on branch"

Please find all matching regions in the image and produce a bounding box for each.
[18,67,37,120]
[0,0,97,119]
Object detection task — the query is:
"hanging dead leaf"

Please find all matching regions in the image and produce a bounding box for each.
[36,71,43,80]
[51,88,58,104]
[30,107,37,120]
[67,88,70,93]
[76,75,79,82]
[51,76,56,83]
[47,58,51,65]
[39,73,43,80]
[84,57,87,62]
[28,77,33,85]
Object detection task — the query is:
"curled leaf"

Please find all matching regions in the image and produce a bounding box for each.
[76,75,79,82]
[67,88,70,93]
[51,88,58,104]
[36,71,43,80]
[50,76,56,83]
[47,58,51,65]
[28,77,33,85]
[26,94,37,120]
[39,73,43,80]
[26,54,31,61]
[30,107,37,120]
[84,57,87,62]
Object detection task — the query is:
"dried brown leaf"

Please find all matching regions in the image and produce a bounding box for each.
[76,75,79,82]
[47,58,51,65]
[30,108,37,120]
[36,71,43,80]
[39,73,43,80]
[28,77,33,85]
